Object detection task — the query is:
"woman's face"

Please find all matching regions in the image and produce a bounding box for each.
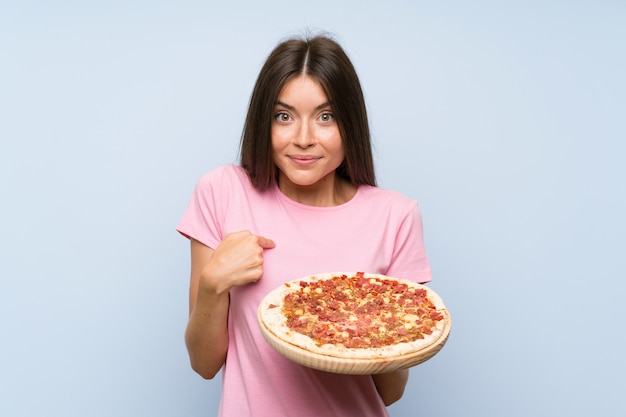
[271,74,344,193]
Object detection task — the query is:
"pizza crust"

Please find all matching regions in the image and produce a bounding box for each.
[258,272,449,361]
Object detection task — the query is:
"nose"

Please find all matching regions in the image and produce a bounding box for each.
[294,121,314,148]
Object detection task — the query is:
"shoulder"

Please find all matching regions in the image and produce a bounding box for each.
[358,185,420,212]
[198,164,248,183]
[196,164,252,191]
[354,186,425,230]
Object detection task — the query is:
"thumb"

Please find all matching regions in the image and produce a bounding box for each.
[257,235,276,249]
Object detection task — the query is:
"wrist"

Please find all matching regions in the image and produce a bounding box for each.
[199,266,232,296]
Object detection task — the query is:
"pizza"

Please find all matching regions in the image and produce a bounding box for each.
[258,272,449,363]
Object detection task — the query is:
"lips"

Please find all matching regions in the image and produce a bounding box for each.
[288,155,321,166]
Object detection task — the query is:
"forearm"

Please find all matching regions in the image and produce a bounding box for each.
[372,368,409,406]
[184,234,274,379]
[185,288,230,379]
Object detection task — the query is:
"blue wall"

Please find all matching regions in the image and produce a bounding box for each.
[1,1,624,416]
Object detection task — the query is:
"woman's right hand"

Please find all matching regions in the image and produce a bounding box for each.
[199,230,276,295]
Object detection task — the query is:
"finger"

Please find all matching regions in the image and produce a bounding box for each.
[256,235,276,249]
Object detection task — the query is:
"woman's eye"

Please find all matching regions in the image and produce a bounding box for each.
[320,112,334,122]
[275,112,291,122]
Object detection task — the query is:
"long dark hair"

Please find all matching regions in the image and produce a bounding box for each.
[239,34,376,190]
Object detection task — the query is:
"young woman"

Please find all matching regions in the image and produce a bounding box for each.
[177,34,432,417]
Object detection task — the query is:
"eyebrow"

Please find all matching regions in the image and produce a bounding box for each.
[275,100,332,111]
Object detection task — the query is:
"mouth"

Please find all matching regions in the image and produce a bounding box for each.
[288,155,321,166]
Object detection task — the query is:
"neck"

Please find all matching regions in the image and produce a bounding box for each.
[277,173,357,207]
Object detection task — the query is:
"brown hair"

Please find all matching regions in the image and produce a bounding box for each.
[239,34,376,190]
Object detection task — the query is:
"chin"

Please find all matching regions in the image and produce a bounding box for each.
[288,177,320,187]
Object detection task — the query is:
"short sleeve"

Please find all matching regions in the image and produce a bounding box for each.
[176,168,227,250]
[384,200,432,284]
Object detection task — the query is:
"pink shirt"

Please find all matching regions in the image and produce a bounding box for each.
[177,165,432,417]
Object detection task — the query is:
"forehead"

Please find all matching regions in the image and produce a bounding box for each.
[277,74,329,105]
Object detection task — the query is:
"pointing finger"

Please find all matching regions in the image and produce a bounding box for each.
[256,236,276,249]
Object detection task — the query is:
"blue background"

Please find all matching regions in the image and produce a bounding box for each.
[1,1,624,416]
